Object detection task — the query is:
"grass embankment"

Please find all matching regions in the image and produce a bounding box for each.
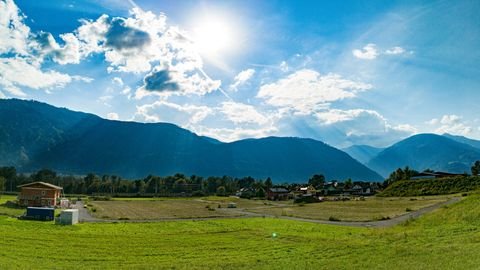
[1,196,479,269]
[381,176,480,197]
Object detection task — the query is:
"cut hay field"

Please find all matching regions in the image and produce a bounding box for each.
[1,195,480,269]
[246,196,452,221]
[90,199,242,220]
[89,195,453,222]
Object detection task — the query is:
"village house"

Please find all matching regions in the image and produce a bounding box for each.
[17,182,63,207]
[266,187,291,201]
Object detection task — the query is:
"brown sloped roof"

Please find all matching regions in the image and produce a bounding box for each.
[17,181,63,190]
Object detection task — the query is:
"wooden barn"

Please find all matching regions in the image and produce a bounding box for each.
[17,182,63,207]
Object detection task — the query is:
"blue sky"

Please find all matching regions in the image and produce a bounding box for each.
[1,0,479,147]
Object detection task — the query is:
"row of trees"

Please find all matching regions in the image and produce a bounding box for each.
[0,166,387,198]
[0,167,331,197]
[384,160,480,186]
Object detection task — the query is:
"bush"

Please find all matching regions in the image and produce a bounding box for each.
[329,216,340,221]
[405,208,413,212]
[191,190,206,197]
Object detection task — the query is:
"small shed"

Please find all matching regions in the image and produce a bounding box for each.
[25,207,55,221]
[56,209,79,225]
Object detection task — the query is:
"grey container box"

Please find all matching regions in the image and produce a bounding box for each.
[56,209,79,225]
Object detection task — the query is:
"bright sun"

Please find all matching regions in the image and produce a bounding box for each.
[192,16,236,57]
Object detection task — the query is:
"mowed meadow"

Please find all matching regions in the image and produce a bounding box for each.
[1,195,480,269]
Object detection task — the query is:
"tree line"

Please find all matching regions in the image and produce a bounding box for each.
[384,160,480,186]
[0,167,387,198]
[0,167,331,197]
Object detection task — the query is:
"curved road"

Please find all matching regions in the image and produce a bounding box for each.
[74,197,461,228]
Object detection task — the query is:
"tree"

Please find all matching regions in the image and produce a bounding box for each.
[472,161,480,176]
[256,187,266,198]
[216,186,226,196]
[385,166,419,186]
[344,178,353,189]
[0,166,16,191]
[0,176,5,199]
[32,168,57,183]
[264,177,273,190]
[308,174,325,188]
[173,179,187,193]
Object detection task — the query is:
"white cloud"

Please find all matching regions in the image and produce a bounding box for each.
[0,0,91,96]
[112,77,124,86]
[385,46,405,55]
[279,61,289,72]
[229,69,255,91]
[71,8,221,97]
[0,57,87,95]
[132,99,279,143]
[219,101,269,125]
[353,44,408,60]
[427,114,473,135]
[257,69,372,114]
[133,100,213,125]
[76,14,110,57]
[0,0,30,56]
[393,124,417,133]
[1,1,220,98]
[312,108,415,147]
[352,43,378,60]
[314,109,382,125]
[191,125,278,143]
[106,112,119,120]
[76,8,221,96]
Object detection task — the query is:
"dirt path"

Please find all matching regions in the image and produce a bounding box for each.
[76,197,461,227]
[73,201,103,222]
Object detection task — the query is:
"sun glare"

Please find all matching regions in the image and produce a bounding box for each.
[191,16,237,57]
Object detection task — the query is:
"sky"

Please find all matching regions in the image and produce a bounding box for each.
[1,0,479,148]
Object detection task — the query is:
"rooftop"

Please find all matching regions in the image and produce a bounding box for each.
[17,181,63,190]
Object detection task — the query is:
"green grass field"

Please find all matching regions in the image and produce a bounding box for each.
[1,195,479,269]
[0,195,24,217]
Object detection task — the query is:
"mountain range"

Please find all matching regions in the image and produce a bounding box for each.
[2,99,480,181]
[367,134,480,177]
[0,99,382,182]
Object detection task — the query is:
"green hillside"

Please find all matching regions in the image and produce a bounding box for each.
[380,176,480,197]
